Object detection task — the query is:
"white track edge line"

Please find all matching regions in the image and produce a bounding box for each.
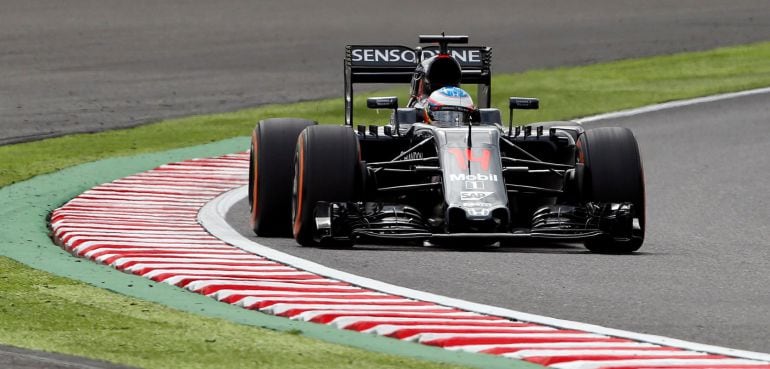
[199,89,770,361]
[199,185,770,362]
[573,86,770,123]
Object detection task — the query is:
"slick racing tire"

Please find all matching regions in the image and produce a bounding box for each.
[249,118,316,237]
[577,127,645,254]
[292,125,362,247]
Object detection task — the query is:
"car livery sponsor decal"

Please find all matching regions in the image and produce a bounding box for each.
[465,208,491,216]
[464,181,485,190]
[446,148,492,171]
[461,202,493,208]
[450,173,499,182]
[460,191,493,201]
[400,151,423,160]
[421,47,482,64]
[348,46,485,68]
[350,46,418,65]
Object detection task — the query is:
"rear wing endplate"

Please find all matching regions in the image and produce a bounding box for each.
[344,45,492,125]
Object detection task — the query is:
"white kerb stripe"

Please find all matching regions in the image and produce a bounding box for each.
[93,251,251,262]
[364,324,556,335]
[504,349,705,358]
[209,290,389,299]
[234,297,416,306]
[111,258,270,267]
[67,236,225,245]
[411,332,605,343]
[77,245,235,256]
[140,268,300,278]
[162,275,243,286]
[327,316,513,329]
[184,280,359,291]
[446,341,661,353]
[263,303,449,315]
[123,262,283,270]
[299,311,486,323]
[551,358,763,369]
[160,275,320,286]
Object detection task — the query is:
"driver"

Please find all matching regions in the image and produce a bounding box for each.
[419,86,475,126]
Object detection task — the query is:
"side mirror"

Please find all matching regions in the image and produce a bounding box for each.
[367,96,399,110]
[507,97,539,137]
[509,97,539,110]
[478,108,501,125]
[367,96,400,135]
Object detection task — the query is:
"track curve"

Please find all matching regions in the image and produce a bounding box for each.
[226,90,770,353]
[3,0,770,144]
[46,140,770,368]
[7,1,770,366]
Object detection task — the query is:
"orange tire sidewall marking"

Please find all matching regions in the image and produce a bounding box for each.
[249,129,259,226]
[576,137,585,164]
[292,132,306,238]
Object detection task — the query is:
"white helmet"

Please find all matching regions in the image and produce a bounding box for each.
[424,87,475,125]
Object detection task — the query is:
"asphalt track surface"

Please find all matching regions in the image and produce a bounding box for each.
[0,345,136,369]
[228,90,770,354]
[4,0,770,145]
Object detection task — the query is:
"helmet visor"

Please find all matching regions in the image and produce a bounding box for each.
[431,110,471,125]
[428,105,473,126]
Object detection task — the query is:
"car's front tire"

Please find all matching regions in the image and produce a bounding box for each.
[249,118,316,237]
[577,127,645,253]
[292,125,362,247]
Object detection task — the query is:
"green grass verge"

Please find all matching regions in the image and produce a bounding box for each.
[0,258,473,369]
[1,41,770,368]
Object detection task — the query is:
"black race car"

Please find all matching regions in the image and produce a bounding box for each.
[248,35,645,253]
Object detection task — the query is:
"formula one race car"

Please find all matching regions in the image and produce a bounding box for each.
[248,34,645,253]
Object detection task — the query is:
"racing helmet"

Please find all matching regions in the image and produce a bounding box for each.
[411,54,462,97]
[423,87,475,125]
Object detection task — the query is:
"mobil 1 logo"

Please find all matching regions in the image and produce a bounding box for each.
[464,181,483,190]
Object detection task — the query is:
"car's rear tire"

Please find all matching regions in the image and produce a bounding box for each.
[577,127,645,253]
[292,125,362,247]
[249,118,316,237]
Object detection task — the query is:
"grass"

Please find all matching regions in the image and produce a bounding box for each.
[0,258,472,369]
[1,40,770,368]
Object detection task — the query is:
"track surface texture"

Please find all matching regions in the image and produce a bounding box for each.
[3,0,770,144]
[227,91,770,353]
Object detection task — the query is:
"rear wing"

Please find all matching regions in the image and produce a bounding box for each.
[344,45,492,125]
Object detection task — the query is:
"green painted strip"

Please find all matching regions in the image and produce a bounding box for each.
[0,137,542,369]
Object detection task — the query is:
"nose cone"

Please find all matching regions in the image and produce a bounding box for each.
[446,206,509,232]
